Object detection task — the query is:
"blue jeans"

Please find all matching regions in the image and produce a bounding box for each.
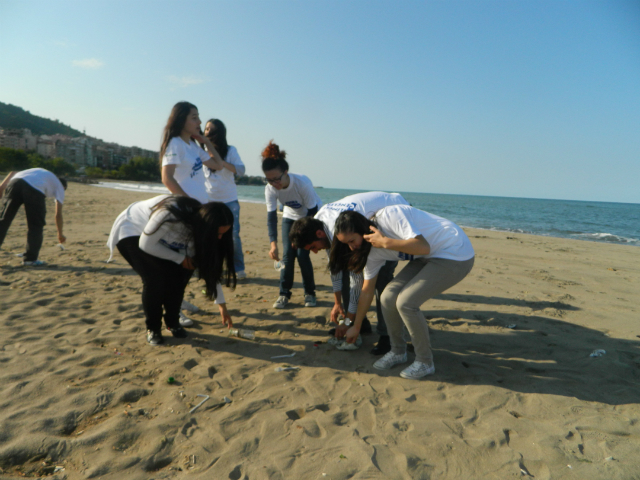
[225,200,245,273]
[280,217,315,298]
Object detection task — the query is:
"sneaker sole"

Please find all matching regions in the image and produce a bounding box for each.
[400,367,435,379]
[373,361,407,371]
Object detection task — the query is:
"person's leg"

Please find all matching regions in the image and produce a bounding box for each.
[394,257,475,365]
[374,261,397,336]
[225,200,245,274]
[380,260,428,356]
[162,263,194,331]
[279,218,295,298]
[22,183,47,262]
[117,237,165,333]
[296,247,316,297]
[0,181,24,248]
[341,269,350,312]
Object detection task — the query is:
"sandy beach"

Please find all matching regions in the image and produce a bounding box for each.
[0,183,638,480]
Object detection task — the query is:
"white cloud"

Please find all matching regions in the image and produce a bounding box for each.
[72,59,104,69]
[168,75,206,88]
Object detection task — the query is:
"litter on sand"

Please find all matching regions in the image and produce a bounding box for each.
[328,335,363,350]
[58,243,65,251]
[275,367,300,372]
[189,394,210,413]
[590,349,606,357]
[507,324,517,329]
[271,352,296,359]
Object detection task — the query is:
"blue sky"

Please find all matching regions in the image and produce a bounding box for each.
[1,0,639,203]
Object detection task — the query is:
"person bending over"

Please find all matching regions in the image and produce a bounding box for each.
[107,195,236,345]
[330,206,474,379]
[0,168,67,266]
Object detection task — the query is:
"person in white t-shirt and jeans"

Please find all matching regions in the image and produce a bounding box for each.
[202,119,247,280]
[262,141,322,309]
[329,205,475,379]
[0,168,67,266]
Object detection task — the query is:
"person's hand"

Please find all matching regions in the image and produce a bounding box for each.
[219,304,233,328]
[57,233,66,244]
[345,325,360,344]
[269,244,280,261]
[330,303,345,324]
[363,226,388,249]
[191,132,206,143]
[181,256,196,270]
[334,324,349,339]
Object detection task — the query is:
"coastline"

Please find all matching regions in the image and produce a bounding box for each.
[1,183,638,478]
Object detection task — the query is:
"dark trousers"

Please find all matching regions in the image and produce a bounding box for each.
[0,179,47,261]
[280,217,315,298]
[341,261,397,336]
[117,236,193,333]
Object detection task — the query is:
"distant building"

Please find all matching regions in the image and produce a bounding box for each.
[0,125,157,168]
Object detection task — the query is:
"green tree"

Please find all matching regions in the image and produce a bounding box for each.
[0,147,30,172]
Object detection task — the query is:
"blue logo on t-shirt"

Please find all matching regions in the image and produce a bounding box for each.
[285,201,303,209]
[398,252,414,261]
[326,202,357,212]
[190,158,203,178]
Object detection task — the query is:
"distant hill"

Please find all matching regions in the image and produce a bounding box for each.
[0,101,84,136]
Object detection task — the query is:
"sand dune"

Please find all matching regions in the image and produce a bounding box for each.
[0,183,638,479]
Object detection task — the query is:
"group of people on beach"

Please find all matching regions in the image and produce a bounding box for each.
[0,101,475,380]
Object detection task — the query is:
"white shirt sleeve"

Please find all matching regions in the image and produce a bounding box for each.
[265,186,278,212]
[226,147,245,176]
[214,283,226,304]
[162,138,184,166]
[299,177,319,209]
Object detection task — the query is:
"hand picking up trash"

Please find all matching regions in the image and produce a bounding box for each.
[328,316,363,351]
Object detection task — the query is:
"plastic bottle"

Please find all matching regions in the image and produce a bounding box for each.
[229,328,255,340]
[274,260,285,271]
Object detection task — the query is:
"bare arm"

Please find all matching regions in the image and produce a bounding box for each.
[0,172,16,198]
[54,201,66,244]
[364,227,431,256]
[161,165,188,197]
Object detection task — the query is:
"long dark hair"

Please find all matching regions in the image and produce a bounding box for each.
[148,196,236,299]
[159,102,197,166]
[328,211,375,275]
[205,119,229,160]
[261,140,289,173]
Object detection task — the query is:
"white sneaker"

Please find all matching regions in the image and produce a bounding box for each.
[179,312,194,327]
[400,361,435,379]
[373,351,408,370]
[304,295,317,307]
[273,296,288,309]
[181,300,199,313]
[22,259,46,266]
[237,271,247,280]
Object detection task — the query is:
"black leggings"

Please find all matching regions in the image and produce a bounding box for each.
[117,236,193,333]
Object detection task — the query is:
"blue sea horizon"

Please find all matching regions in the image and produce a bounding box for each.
[92,181,640,247]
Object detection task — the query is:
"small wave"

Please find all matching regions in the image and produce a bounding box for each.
[92,182,169,194]
[571,232,639,244]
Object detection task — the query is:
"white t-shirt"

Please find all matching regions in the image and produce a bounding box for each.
[265,173,322,220]
[162,137,210,204]
[204,146,245,203]
[315,191,410,242]
[11,168,65,204]
[106,194,225,302]
[363,205,475,280]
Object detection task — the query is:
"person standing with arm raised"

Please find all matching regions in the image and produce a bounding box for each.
[262,141,322,309]
[202,119,247,280]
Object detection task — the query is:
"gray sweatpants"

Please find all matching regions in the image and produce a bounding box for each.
[380,256,475,365]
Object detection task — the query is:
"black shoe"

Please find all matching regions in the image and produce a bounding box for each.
[147,330,164,346]
[370,335,391,355]
[360,317,372,334]
[167,326,188,338]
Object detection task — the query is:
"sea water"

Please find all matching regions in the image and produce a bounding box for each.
[93,182,639,247]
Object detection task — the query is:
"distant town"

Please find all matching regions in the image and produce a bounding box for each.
[0,127,157,170]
